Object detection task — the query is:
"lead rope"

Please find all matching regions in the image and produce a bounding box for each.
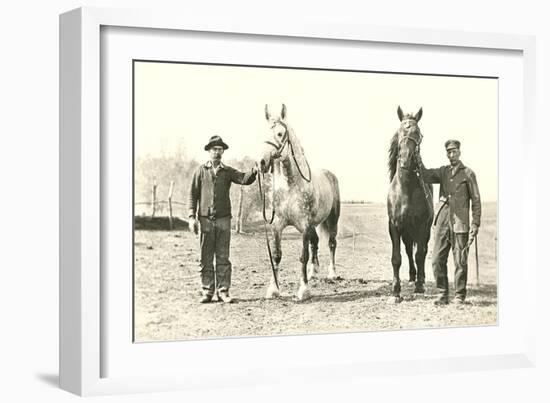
[256,163,279,290]
[257,164,275,224]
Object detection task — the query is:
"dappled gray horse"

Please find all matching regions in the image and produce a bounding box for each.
[258,104,341,301]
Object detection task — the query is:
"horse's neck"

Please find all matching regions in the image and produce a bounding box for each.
[394,166,418,194]
[276,129,308,188]
[274,157,300,188]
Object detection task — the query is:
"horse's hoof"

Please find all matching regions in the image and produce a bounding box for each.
[265,284,280,299]
[414,284,426,294]
[307,265,319,280]
[327,266,337,280]
[387,296,403,304]
[296,285,311,301]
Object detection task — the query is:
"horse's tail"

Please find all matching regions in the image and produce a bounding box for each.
[321,170,340,214]
[320,170,340,237]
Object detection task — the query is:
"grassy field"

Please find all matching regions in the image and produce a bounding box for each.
[134,202,497,342]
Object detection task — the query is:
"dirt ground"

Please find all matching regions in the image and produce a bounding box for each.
[134,203,497,342]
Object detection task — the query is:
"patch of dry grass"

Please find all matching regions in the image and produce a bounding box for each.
[134,203,497,341]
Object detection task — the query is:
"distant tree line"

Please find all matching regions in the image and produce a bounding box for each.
[341,200,372,204]
[135,153,263,229]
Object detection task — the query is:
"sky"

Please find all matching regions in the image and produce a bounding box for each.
[134,61,498,202]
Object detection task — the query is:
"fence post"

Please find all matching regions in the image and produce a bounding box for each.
[352,226,356,269]
[151,179,157,217]
[168,181,175,230]
[236,186,244,233]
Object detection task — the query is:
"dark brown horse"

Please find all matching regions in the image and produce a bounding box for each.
[387,106,433,303]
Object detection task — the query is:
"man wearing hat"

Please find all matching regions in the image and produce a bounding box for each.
[419,139,482,305]
[187,135,257,303]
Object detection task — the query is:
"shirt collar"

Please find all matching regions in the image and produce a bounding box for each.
[205,160,225,169]
[448,161,465,176]
[447,161,464,170]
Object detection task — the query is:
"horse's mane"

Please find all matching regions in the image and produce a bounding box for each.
[286,126,307,164]
[277,124,310,181]
[388,131,399,181]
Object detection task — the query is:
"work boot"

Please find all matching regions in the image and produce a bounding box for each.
[218,291,233,303]
[433,295,449,306]
[199,293,213,303]
[452,296,465,305]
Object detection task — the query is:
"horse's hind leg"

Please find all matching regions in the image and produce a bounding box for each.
[327,232,338,280]
[323,205,339,280]
[389,222,403,303]
[307,228,320,280]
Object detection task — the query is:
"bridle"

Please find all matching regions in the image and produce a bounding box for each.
[263,120,290,161]
[397,120,423,169]
[397,120,433,214]
[263,120,311,182]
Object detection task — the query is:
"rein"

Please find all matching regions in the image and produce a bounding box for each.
[289,138,312,183]
[255,163,279,290]
[257,164,275,225]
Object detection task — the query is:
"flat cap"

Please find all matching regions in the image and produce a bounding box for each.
[445,139,461,150]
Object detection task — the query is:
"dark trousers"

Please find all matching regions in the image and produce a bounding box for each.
[198,217,232,296]
[432,223,469,300]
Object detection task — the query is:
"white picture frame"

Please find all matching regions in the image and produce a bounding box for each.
[59,6,537,396]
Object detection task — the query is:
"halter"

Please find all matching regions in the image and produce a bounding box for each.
[398,119,423,168]
[399,133,422,148]
[263,120,312,182]
[263,121,290,159]
[397,121,433,214]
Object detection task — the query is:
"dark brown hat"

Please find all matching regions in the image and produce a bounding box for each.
[445,139,461,150]
[204,135,229,151]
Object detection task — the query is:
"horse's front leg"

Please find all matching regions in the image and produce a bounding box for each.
[265,223,283,299]
[297,226,313,301]
[414,240,428,294]
[404,238,416,283]
[388,222,403,303]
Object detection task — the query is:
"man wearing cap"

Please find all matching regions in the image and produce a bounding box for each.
[187,135,257,303]
[419,140,482,305]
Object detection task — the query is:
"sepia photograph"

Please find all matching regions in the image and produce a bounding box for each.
[132,60,498,342]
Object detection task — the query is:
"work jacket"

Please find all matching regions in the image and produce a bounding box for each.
[188,161,256,219]
[421,161,481,233]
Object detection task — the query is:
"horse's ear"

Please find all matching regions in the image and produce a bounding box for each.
[281,104,287,120]
[265,104,271,121]
[415,107,423,122]
[397,106,404,121]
